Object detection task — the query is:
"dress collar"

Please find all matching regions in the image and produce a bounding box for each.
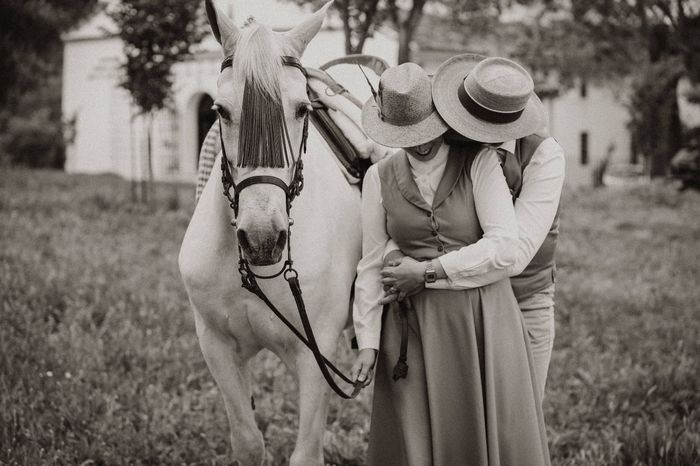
[391,143,467,212]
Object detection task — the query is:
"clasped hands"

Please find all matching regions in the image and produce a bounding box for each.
[380,250,426,305]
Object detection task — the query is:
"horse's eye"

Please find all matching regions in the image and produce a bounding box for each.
[296,103,312,119]
[212,104,231,121]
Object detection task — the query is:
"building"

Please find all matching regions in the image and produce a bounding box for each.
[62,1,633,187]
[61,0,398,184]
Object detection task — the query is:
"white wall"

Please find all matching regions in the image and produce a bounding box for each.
[63,37,131,177]
[548,83,632,187]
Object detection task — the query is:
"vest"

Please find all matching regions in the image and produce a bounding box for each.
[377,141,484,260]
[507,134,560,302]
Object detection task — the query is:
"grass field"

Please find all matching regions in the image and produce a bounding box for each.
[1,167,699,465]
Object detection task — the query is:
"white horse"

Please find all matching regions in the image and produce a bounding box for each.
[178,2,363,464]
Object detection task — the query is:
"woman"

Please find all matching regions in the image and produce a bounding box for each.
[351,60,550,465]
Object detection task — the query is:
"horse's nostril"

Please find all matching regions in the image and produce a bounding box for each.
[276,230,287,252]
[237,229,250,250]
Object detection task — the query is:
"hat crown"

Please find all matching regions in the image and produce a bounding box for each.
[464,57,533,113]
[378,63,435,126]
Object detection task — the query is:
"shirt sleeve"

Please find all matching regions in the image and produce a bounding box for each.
[428,138,565,289]
[430,147,519,289]
[383,238,401,259]
[352,164,387,351]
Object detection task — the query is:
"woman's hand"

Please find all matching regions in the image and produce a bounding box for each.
[381,256,426,303]
[351,348,378,387]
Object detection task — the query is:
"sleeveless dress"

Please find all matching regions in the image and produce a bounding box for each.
[366,145,550,466]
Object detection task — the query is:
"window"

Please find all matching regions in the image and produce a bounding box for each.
[580,132,589,165]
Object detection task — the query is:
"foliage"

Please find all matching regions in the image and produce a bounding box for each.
[0,0,98,168]
[0,0,99,107]
[2,168,700,464]
[628,56,686,177]
[107,0,206,115]
[292,0,432,63]
[0,74,66,169]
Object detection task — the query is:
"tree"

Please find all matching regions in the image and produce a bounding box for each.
[108,0,206,202]
[292,0,433,63]
[562,1,700,175]
[0,0,99,167]
[0,0,99,107]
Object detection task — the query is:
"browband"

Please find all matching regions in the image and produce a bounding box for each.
[221,54,306,77]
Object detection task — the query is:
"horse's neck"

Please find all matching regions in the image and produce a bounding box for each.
[191,156,238,258]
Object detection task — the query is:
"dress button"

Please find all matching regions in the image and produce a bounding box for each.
[437,245,444,252]
[431,231,438,236]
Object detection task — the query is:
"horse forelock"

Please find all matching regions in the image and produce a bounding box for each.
[232,24,295,101]
[230,24,299,169]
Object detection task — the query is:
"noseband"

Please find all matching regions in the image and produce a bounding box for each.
[217,54,364,399]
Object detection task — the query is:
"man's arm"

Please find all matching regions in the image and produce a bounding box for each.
[428,137,565,290]
[432,146,519,287]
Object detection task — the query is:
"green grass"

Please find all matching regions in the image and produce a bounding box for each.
[1,168,699,465]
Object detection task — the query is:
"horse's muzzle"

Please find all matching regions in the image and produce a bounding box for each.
[237,228,287,266]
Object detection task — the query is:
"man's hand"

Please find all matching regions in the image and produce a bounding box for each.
[381,250,406,304]
[384,249,405,267]
[350,348,378,387]
[380,256,426,304]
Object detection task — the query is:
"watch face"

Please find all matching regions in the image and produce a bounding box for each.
[425,270,437,283]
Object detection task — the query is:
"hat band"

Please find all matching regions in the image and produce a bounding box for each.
[377,101,432,127]
[458,84,524,124]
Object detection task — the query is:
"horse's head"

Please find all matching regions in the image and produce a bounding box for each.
[205,0,331,266]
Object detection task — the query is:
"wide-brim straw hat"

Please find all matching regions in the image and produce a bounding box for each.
[432,54,547,143]
[362,62,448,148]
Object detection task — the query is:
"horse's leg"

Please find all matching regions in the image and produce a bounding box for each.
[287,324,344,466]
[194,311,264,465]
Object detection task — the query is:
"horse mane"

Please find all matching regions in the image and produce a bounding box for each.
[232,22,297,168]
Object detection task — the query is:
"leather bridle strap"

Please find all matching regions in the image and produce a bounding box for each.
[236,175,290,202]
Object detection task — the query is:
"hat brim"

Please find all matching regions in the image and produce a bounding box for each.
[361,98,448,148]
[432,54,547,144]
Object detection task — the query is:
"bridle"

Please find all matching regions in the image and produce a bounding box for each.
[218,54,364,399]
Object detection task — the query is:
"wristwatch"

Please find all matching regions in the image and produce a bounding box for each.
[424,261,437,283]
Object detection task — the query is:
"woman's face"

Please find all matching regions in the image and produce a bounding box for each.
[405,136,442,161]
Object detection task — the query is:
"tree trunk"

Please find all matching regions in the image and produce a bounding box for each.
[338,0,352,54]
[129,105,138,203]
[146,112,154,205]
[397,26,411,64]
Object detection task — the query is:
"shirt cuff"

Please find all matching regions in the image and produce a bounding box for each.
[425,278,451,289]
[355,330,380,352]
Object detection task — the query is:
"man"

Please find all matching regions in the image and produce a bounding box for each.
[380,54,565,398]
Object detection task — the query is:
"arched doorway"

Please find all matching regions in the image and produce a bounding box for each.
[196,94,216,163]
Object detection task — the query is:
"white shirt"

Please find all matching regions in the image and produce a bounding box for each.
[353,142,519,351]
[428,137,565,290]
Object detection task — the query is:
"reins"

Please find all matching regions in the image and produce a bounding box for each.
[218,54,364,399]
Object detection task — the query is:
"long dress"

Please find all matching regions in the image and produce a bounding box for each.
[365,145,550,466]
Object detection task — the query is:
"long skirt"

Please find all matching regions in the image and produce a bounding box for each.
[366,279,550,466]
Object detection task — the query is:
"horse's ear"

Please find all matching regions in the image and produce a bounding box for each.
[205,0,240,54]
[283,1,333,56]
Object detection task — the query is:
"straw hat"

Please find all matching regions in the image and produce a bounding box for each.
[432,54,547,143]
[362,63,448,148]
